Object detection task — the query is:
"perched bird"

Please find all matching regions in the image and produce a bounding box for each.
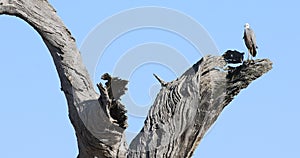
[243,23,258,60]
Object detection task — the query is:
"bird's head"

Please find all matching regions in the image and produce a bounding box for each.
[244,23,250,29]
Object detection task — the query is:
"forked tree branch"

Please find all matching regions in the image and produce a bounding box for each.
[0,1,272,158]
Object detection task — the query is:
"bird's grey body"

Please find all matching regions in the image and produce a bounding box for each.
[243,23,258,60]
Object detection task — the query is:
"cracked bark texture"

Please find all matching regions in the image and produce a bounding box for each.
[128,57,272,157]
[0,1,273,158]
[0,1,127,157]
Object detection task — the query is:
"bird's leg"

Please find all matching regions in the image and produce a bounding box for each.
[247,49,250,61]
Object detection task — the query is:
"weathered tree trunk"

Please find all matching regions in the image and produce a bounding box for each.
[128,57,272,157]
[0,1,126,157]
[0,1,272,158]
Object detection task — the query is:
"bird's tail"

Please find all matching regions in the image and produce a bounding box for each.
[250,44,258,57]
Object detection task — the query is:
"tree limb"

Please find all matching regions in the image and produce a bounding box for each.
[128,56,272,157]
[0,1,127,157]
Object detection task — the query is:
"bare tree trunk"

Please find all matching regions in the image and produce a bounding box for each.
[0,1,126,157]
[128,56,272,157]
[0,1,272,158]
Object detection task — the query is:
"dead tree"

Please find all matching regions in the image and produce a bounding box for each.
[0,1,272,157]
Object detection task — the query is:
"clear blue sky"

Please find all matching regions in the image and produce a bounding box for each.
[1,0,299,157]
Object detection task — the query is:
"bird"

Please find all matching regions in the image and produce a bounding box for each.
[243,23,258,61]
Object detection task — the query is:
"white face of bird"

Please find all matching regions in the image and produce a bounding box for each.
[244,23,250,29]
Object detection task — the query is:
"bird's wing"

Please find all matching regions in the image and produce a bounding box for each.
[248,28,257,48]
[243,29,247,39]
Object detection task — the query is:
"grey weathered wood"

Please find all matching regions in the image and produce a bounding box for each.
[0,1,127,157]
[128,57,272,157]
[0,1,272,158]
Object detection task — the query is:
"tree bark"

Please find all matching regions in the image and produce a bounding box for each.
[128,57,272,157]
[0,1,272,158]
[0,0,127,157]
